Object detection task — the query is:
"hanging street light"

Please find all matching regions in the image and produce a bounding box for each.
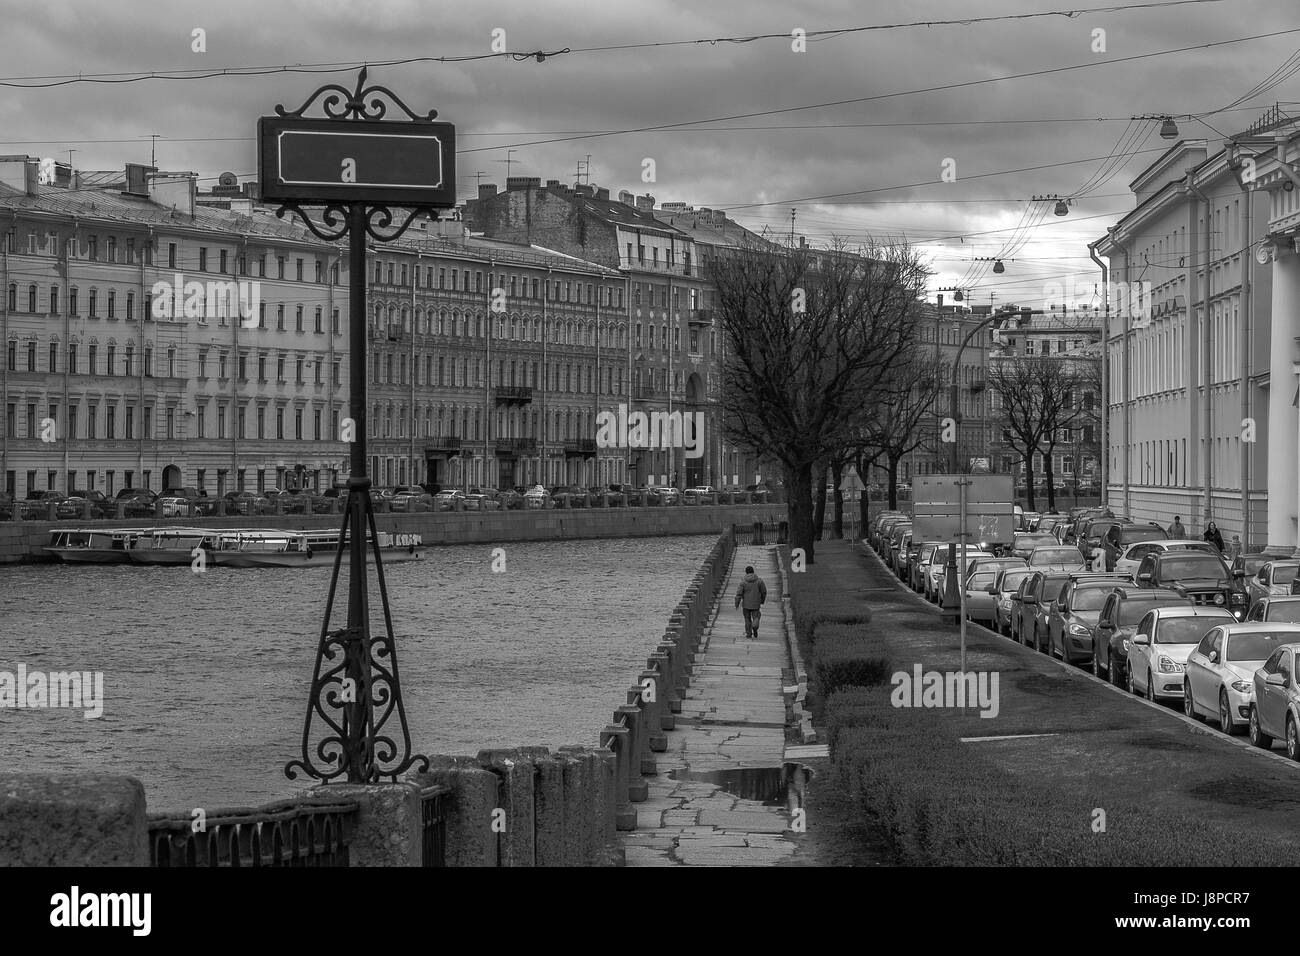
[993,259,1005,274]
[1159,116,1180,139]
[1054,199,1069,216]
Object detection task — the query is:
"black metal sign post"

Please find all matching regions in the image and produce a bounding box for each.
[265,69,455,784]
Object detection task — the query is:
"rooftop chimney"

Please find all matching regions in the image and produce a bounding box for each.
[0,155,39,195]
[661,201,687,212]
[546,179,560,189]
[123,163,155,198]
[635,193,655,211]
[506,176,541,191]
[617,189,634,205]
[595,186,610,200]
[149,171,197,218]
[478,183,498,200]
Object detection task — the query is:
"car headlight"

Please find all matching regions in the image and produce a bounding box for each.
[1229,593,1246,605]
[1157,656,1184,673]
[1121,638,1130,652]
[1068,623,1091,636]
[1230,679,1252,693]
[1214,593,1226,605]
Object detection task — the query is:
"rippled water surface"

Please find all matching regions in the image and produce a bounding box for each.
[0,534,714,810]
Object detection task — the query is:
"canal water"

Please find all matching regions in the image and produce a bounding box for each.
[0,534,715,811]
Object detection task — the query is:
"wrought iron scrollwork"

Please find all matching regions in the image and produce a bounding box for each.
[274,202,442,245]
[275,66,437,123]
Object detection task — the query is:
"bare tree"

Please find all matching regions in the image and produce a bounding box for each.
[711,238,928,562]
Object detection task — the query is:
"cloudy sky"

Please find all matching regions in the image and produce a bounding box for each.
[2,0,1297,308]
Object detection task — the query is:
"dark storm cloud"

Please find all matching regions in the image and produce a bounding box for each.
[1,0,1296,304]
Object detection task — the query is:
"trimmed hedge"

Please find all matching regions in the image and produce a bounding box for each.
[811,624,892,704]
[825,689,1300,866]
[781,546,872,663]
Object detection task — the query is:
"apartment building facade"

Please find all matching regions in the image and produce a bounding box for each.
[1095,135,1272,549]
[0,156,350,500]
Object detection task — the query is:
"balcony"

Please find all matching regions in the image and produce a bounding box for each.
[493,386,533,406]
[495,437,537,456]
[425,436,462,453]
[688,308,714,327]
[562,438,597,459]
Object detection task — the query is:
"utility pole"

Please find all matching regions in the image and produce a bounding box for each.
[498,149,517,181]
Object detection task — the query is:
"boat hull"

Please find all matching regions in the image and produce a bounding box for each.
[220,548,424,568]
[45,548,134,564]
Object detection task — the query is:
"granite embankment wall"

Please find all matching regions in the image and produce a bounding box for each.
[0,502,784,563]
[0,528,743,866]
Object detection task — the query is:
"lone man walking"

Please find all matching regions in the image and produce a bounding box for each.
[734,565,768,640]
[1169,515,1186,539]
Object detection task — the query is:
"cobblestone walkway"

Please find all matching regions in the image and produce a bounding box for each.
[621,544,800,866]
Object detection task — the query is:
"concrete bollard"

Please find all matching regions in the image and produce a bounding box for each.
[82,498,93,520]
[0,773,148,866]
[599,724,637,830]
[615,704,650,801]
[308,781,421,866]
[662,632,692,699]
[622,696,657,781]
[215,498,227,517]
[414,758,500,867]
[637,670,668,752]
[528,750,566,867]
[477,748,536,867]
[47,501,58,521]
[556,746,596,865]
[274,497,285,516]
[650,649,679,724]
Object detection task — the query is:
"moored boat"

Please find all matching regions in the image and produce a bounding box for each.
[126,527,224,566]
[215,529,423,568]
[44,528,150,564]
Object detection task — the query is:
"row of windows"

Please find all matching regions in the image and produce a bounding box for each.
[8,230,338,284]
[7,340,161,377]
[196,351,340,387]
[372,262,627,306]
[368,405,606,442]
[4,400,340,442]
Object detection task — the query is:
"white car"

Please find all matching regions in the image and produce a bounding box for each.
[1249,642,1300,759]
[523,485,548,509]
[1126,605,1235,702]
[654,487,680,504]
[159,495,191,518]
[1113,539,1219,577]
[1245,560,1300,609]
[1184,623,1300,734]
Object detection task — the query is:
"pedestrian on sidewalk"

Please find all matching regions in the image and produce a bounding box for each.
[734,565,768,639]
[1169,515,1186,538]
[1228,535,1242,562]
[1204,522,1225,552]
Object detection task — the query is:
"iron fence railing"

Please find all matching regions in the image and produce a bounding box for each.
[148,797,359,867]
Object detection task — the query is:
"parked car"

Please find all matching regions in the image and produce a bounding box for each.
[1245,596,1300,623]
[964,568,1003,625]
[1246,560,1300,608]
[988,567,1033,636]
[1249,641,1300,758]
[918,543,951,600]
[57,489,114,519]
[1007,532,1057,559]
[0,494,15,520]
[1046,574,1136,664]
[223,491,272,516]
[1036,515,1066,536]
[391,491,434,513]
[1125,605,1236,702]
[886,524,913,574]
[434,490,465,511]
[874,514,909,553]
[1185,623,1300,734]
[1092,585,1193,686]
[1114,539,1217,577]
[653,487,680,505]
[1070,516,1127,564]
[933,550,992,605]
[522,485,548,509]
[1099,521,1170,572]
[1134,550,1249,620]
[1026,544,1087,571]
[121,494,157,518]
[115,487,158,501]
[25,490,68,518]
[683,485,715,504]
[1233,552,1272,577]
[1017,570,1075,651]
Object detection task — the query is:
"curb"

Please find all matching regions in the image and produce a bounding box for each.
[776,545,816,744]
